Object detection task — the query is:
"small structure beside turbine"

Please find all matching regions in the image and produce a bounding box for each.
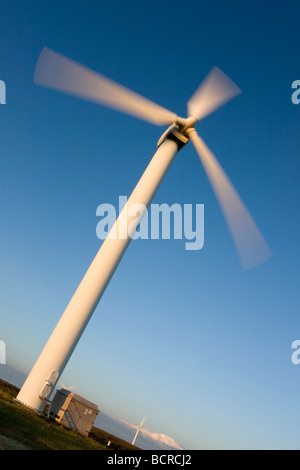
[50,388,100,437]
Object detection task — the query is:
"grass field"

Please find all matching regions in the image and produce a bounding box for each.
[0,379,140,450]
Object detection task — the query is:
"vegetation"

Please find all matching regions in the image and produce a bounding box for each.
[0,379,139,450]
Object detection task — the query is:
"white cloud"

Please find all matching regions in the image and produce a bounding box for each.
[141,429,183,450]
[118,418,183,450]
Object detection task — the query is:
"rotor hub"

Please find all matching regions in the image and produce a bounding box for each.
[157,116,196,150]
[157,123,188,149]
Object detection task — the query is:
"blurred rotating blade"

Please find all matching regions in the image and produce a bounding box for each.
[34,47,178,126]
[188,130,272,269]
[188,66,241,122]
[140,417,146,427]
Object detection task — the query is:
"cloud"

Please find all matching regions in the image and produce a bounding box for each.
[118,418,183,450]
[141,429,183,450]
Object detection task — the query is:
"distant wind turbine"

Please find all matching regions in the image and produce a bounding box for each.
[60,382,76,391]
[132,417,146,446]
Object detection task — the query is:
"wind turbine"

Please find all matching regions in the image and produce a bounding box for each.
[132,417,146,446]
[60,382,77,391]
[16,48,271,413]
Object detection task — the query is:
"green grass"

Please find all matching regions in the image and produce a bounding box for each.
[0,379,139,450]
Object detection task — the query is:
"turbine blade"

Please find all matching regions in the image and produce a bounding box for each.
[34,47,178,126]
[188,130,272,269]
[140,417,146,427]
[187,66,241,122]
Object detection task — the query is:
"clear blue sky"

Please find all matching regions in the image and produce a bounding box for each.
[1,0,300,450]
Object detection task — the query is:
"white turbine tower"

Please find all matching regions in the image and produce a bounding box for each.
[16,48,272,412]
[132,417,146,446]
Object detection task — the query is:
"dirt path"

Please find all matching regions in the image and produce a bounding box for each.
[0,434,32,450]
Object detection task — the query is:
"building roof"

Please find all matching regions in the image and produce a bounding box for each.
[56,388,100,412]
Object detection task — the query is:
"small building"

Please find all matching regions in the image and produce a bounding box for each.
[50,388,100,437]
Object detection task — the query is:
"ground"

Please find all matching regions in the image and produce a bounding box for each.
[0,379,140,451]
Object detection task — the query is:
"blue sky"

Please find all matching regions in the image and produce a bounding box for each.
[1,0,300,450]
